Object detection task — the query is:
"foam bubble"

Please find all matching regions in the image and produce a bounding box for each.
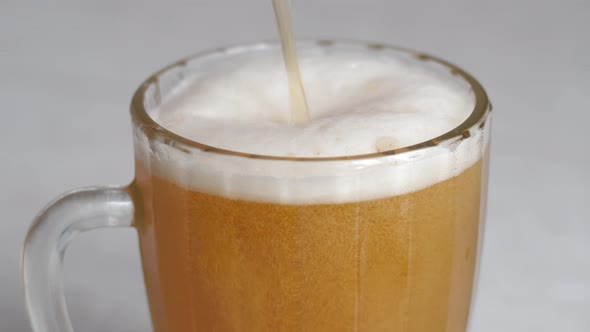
[135,43,487,204]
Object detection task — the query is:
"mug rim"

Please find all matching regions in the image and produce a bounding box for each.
[130,40,491,162]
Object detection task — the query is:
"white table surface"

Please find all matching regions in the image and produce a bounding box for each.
[2,0,589,331]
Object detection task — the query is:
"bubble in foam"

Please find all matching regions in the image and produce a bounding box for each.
[375,137,398,153]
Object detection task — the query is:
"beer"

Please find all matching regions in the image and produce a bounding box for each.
[272,0,311,124]
[133,43,489,331]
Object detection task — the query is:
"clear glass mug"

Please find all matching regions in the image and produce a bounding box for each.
[22,41,491,332]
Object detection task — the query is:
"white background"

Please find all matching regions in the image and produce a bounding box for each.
[1,0,589,331]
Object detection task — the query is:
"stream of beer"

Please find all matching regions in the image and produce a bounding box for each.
[272,0,311,124]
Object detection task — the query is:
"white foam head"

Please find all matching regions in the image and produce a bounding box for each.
[135,42,488,204]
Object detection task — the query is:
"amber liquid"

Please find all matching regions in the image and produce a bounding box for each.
[134,161,484,332]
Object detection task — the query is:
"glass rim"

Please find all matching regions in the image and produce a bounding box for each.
[130,40,491,162]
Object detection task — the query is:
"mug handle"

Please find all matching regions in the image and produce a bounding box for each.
[22,186,135,332]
